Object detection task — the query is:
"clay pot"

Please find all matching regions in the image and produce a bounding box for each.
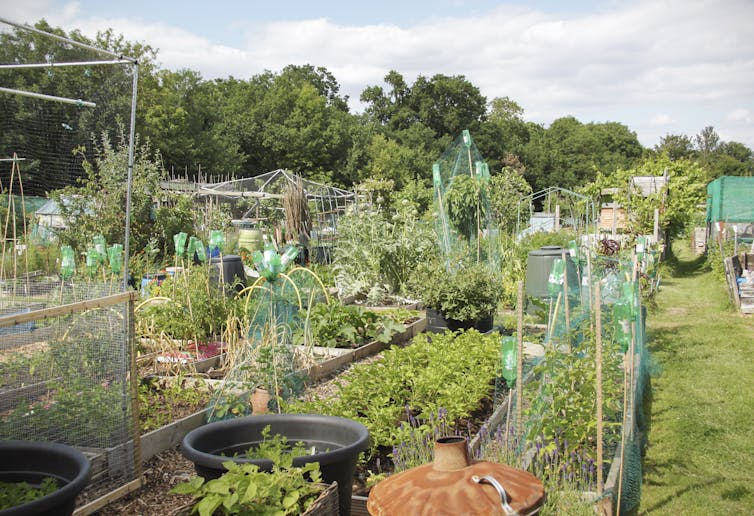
[367,436,544,515]
[250,387,270,415]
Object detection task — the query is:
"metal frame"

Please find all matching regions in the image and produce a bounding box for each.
[0,16,139,291]
[516,186,596,237]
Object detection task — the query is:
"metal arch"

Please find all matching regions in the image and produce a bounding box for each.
[515,186,597,237]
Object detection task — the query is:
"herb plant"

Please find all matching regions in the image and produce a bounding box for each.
[171,460,324,516]
[0,478,58,510]
[296,302,405,348]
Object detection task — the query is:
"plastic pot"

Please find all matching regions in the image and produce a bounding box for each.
[0,440,91,516]
[181,414,370,516]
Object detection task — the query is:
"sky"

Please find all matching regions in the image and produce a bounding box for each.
[3,0,754,150]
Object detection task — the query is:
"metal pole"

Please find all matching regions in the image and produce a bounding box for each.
[0,86,96,107]
[122,62,139,291]
[0,16,127,60]
[0,59,134,70]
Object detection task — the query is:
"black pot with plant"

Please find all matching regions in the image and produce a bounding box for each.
[181,413,369,516]
[0,440,91,516]
[410,259,501,333]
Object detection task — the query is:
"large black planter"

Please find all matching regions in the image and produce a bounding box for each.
[426,309,494,333]
[182,414,369,516]
[0,440,91,516]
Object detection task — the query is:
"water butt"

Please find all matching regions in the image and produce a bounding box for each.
[367,436,544,515]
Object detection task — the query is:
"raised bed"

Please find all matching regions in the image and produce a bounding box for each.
[297,315,426,382]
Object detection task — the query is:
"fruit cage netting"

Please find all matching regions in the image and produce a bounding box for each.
[486,243,651,514]
[0,17,142,508]
[432,130,501,268]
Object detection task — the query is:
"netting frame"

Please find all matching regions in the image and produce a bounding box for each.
[0,15,140,291]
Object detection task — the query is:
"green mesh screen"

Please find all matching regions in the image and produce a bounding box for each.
[478,240,652,513]
[706,176,754,223]
[432,130,497,265]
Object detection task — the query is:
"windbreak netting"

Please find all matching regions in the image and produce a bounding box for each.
[432,130,498,266]
[0,291,139,500]
[706,176,754,224]
[0,19,141,507]
[481,242,651,514]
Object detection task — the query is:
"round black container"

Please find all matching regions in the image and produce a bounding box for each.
[181,414,370,516]
[209,254,246,293]
[0,440,91,516]
[525,245,579,298]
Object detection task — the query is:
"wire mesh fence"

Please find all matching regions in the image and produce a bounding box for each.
[0,291,140,506]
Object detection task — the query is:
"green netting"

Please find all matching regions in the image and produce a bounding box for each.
[479,239,653,513]
[432,130,497,266]
[706,176,754,223]
[207,244,327,421]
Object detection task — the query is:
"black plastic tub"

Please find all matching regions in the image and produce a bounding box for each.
[0,440,91,516]
[181,414,369,516]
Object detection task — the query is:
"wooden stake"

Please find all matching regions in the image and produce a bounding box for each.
[516,280,524,439]
[595,281,604,497]
[561,251,571,350]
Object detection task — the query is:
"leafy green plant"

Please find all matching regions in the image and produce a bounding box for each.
[241,425,310,462]
[296,302,405,348]
[171,459,324,516]
[444,174,489,243]
[138,376,212,433]
[524,314,624,464]
[410,258,501,322]
[286,329,500,458]
[333,200,435,301]
[0,478,58,510]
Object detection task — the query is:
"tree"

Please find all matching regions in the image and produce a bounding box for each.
[654,133,695,161]
[51,128,163,254]
[488,158,533,234]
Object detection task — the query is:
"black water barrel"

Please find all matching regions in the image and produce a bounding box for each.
[210,254,246,292]
[525,245,579,298]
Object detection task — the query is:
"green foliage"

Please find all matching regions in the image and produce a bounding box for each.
[488,167,533,234]
[171,460,324,516]
[137,265,240,342]
[444,174,489,243]
[138,376,212,433]
[409,258,501,322]
[242,425,310,462]
[50,128,162,255]
[587,154,708,236]
[153,195,196,257]
[0,478,58,510]
[285,329,500,457]
[0,378,127,445]
[524,315,624,462]
[296,302,405,348]
[333,201,435,301]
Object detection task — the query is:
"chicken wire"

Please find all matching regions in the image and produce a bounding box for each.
[0,289,140,506]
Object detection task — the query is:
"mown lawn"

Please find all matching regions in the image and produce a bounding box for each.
[639,242,754,514]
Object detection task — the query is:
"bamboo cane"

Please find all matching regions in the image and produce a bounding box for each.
[595,281,604,497]
[516,280,524,440]
[561,251,571,350]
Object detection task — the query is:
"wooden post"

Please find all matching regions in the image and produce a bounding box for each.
[516,280,524,439]
[653,208,660,243]
[595,281,604,498]
[561,251,571,348]
[555,204,561,231]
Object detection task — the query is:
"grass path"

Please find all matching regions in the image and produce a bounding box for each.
[639,243,754,514]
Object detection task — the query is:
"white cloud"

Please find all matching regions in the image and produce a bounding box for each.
[727,108,753,124]
[650,114,675,126]
[4,0,754,148]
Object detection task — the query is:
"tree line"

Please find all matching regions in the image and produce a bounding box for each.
[1,20,752,201]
